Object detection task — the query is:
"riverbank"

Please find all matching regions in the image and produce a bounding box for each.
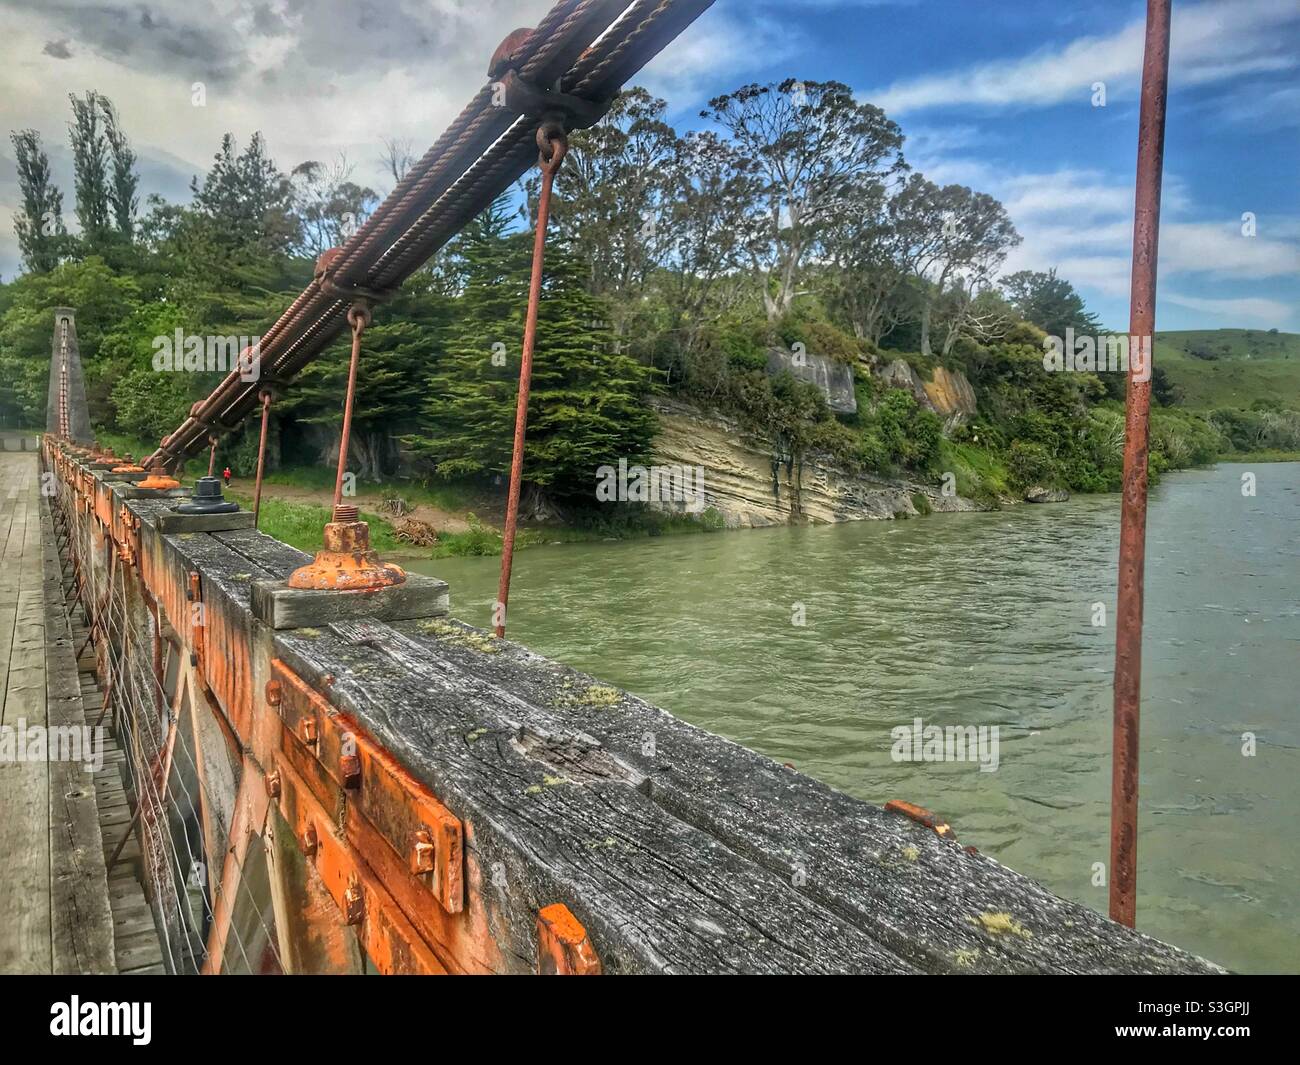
[202,448,1294,559]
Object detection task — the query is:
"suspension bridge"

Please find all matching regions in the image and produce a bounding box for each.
[0,0,1220,975]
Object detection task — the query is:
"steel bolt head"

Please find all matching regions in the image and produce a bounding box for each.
[344,884,364,925]
[411,830,435,874]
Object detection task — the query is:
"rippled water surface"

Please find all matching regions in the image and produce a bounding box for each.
[410,462,1300,973]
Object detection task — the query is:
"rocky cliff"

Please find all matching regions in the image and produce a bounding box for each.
[649,397,983,528]
[765,347,857,414]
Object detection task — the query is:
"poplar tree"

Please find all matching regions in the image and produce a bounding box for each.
[9,129,64,274]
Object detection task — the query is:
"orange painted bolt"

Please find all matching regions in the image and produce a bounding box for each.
[343,884,364,925]
[411,830,435,874]
[266,771,281,799]
[265,679,283,706]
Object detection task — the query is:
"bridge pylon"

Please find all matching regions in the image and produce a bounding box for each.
[45,307,94,445]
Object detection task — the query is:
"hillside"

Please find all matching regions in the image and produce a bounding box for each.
[1155,329,1300,409]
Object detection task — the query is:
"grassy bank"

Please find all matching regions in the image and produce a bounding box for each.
[229,479,725,559]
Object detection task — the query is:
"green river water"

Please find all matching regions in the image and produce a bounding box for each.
[409,462,1299,973]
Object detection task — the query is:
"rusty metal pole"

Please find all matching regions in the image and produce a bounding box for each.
[253,389,273,528]
[495,121,568,640]
[208,436,218,478]
[333,303,371,514]
[1110,0,1172,929]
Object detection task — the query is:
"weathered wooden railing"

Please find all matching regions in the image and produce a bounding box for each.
[43,436,1224,974]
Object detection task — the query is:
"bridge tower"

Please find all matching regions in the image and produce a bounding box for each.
[45,307,94,444]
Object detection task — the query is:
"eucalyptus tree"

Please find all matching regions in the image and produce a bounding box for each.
[701,78,905,322]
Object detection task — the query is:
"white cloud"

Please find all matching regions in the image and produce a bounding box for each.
[865,0,1300,114]
[636,6,800,111]
[1164,292,1295,327]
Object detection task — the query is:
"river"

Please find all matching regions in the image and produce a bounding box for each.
[408,462,1299,973]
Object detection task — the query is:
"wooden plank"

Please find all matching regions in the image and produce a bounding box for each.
[251,573,449,630]
[0,452,51,973]
[155,510,254,535]
[42,484,115,974]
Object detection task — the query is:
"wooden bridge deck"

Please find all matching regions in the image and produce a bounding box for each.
[13,439,1230,974]
[0,449,161,974]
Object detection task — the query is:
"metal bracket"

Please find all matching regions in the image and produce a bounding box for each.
[270,659,464,914]
[495,69,612,131]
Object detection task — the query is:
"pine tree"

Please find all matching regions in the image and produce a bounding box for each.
[412,209,657,500]
[10,129,64,274]
[190,132,300,256]
[280,284,452,480]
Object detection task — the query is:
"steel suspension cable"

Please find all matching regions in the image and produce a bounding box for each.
[495,122,568,639]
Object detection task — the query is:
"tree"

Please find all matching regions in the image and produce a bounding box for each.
[379,137,416,186]
[68,91,112,249]
[890,175,1019,356]
[291,153,378,256]
[657,130,758,357]
[411,214,656,501]
[100,97,139,241]
[821,180,907,344]
[701,79,904,321]
[280,280,452,481]
[1001,268,1100,339]
[0,257,139,427]
[9,129,65,274]
[548,88,680,343]
[190,133,300,258]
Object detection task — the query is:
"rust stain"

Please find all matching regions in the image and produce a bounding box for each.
[537,903,601,975]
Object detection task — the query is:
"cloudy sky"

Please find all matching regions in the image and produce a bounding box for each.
[1,0,1297,331]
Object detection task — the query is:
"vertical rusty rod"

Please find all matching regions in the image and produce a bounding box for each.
[253,390,272,528]
[208,437,218,478]
[1110,0,1172,929]
[333,304,371,515]
[495,124,568,640]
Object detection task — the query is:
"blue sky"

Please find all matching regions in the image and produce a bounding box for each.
[638,0,1300,332]
[2,0,1296,332]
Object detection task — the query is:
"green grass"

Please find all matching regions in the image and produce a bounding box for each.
[262,465,482,514]
[1155,329,1300,410]
[1218,449,1300,463]
[938,439,1011,504]
[225,493,403,554]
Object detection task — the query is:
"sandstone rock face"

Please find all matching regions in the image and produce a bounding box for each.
[766,347,857,414]
[649,397,984,528]
[923,366,977,418]
[1025,486,1070,503]
[880,358,936,411]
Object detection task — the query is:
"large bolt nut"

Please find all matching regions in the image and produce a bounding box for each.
[265,679,283,707]
[266,771,281,799]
